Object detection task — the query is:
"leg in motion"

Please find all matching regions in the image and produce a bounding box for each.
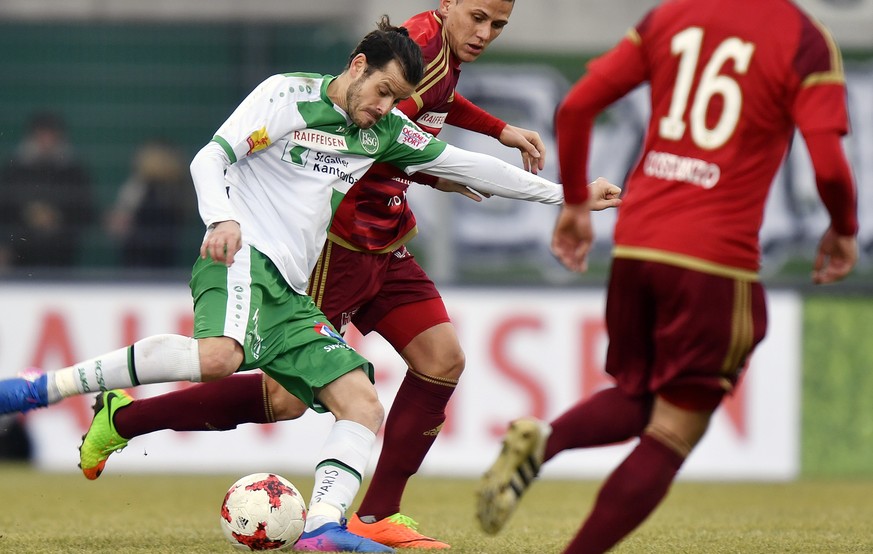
[79,371,304,480]
[476,387,652,535]
[294,369,394,553]
[351,310,459,549]
[476,417,552,535]
[563,395,713,554]
[0,334,210,416]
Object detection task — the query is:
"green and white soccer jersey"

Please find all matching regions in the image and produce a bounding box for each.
[210,72,449,294]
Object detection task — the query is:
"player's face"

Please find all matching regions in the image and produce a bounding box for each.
[439,0,513,63]
[345,59,416,129]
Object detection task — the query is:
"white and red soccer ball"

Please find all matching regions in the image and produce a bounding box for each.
[220,472,307,551]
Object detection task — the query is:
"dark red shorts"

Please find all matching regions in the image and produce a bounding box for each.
[308,240,449,351]
[605,257,767,411]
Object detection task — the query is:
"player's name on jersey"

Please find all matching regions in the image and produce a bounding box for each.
[643,150,721,189]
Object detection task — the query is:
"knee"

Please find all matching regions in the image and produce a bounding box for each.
[422,346,466,381]
[197,338,243,381]
[360,397,385,433]
[347,388,385,432]
[647,396,715,457]
[317,370,386,433]
[443,346,466,379]
[336,390,385,434]
[265,376,308,421]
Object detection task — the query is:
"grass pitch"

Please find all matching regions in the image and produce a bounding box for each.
[1,464,872,553]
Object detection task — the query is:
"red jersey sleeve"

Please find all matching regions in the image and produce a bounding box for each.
[790,17,849,135]
[557,30,649,204]
[790,14,856,236]
[803,131,858,236]
[445,92,506,138]
[409,171,439,187]
[395,97,420,122]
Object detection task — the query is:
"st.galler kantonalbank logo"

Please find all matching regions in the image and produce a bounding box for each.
[359,128,379,154]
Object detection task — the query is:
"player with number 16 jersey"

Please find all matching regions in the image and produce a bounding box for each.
[559,0,857,274]
[476,2,858,553]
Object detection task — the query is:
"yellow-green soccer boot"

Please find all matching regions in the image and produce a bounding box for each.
[78,390,134,480]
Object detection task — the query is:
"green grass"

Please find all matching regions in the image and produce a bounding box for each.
[802,296,873,478]
[1,464,872,553]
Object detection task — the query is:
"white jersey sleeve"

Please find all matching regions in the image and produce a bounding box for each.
[409,144,564,205]
[190,141,236,228]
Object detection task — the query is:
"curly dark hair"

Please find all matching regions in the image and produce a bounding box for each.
[347,15,424,87]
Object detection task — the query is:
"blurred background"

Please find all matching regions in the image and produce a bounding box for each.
[0,0,870,285]
[0,1,870,480]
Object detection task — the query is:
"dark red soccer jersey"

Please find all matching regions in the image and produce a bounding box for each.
[566,0,852,272]
[329,10,502,253]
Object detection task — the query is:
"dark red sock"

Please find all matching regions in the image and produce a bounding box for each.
[563,434,685,554]
[114,373,272,439]
[356,370,456,520]
[545,387,651,462]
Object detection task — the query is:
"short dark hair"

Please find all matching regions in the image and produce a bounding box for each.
[348,16,424,87]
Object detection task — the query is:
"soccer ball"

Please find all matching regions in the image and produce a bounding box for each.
[220,472,307,551]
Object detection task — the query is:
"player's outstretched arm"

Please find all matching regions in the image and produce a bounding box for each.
[498,124,546,174]
[551,202,594,273]
[419,144,563,204]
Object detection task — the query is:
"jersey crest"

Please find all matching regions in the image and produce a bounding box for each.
[359,128,380,154]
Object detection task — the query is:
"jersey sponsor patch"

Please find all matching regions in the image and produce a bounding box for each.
[292,129,348,151]
[315,321,355,353]
[246,127,271,156]
[314,321,345,342]
[397,125,431,150]
[416,111,447,131]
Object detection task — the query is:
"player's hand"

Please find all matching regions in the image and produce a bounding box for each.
[433,177,491,202]
[201,220,242,267]
[587,177,622,211]
[551,202,594,273]
[811,227,857,284]
[498,124,546,174]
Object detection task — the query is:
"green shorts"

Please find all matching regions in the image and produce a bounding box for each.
[189,245,373,413]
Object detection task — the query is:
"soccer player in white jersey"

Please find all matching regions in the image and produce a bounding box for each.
[0,17,583,553]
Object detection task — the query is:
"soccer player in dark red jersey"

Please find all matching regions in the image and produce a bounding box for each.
[74,1,620,550]
[477,1,859,552]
